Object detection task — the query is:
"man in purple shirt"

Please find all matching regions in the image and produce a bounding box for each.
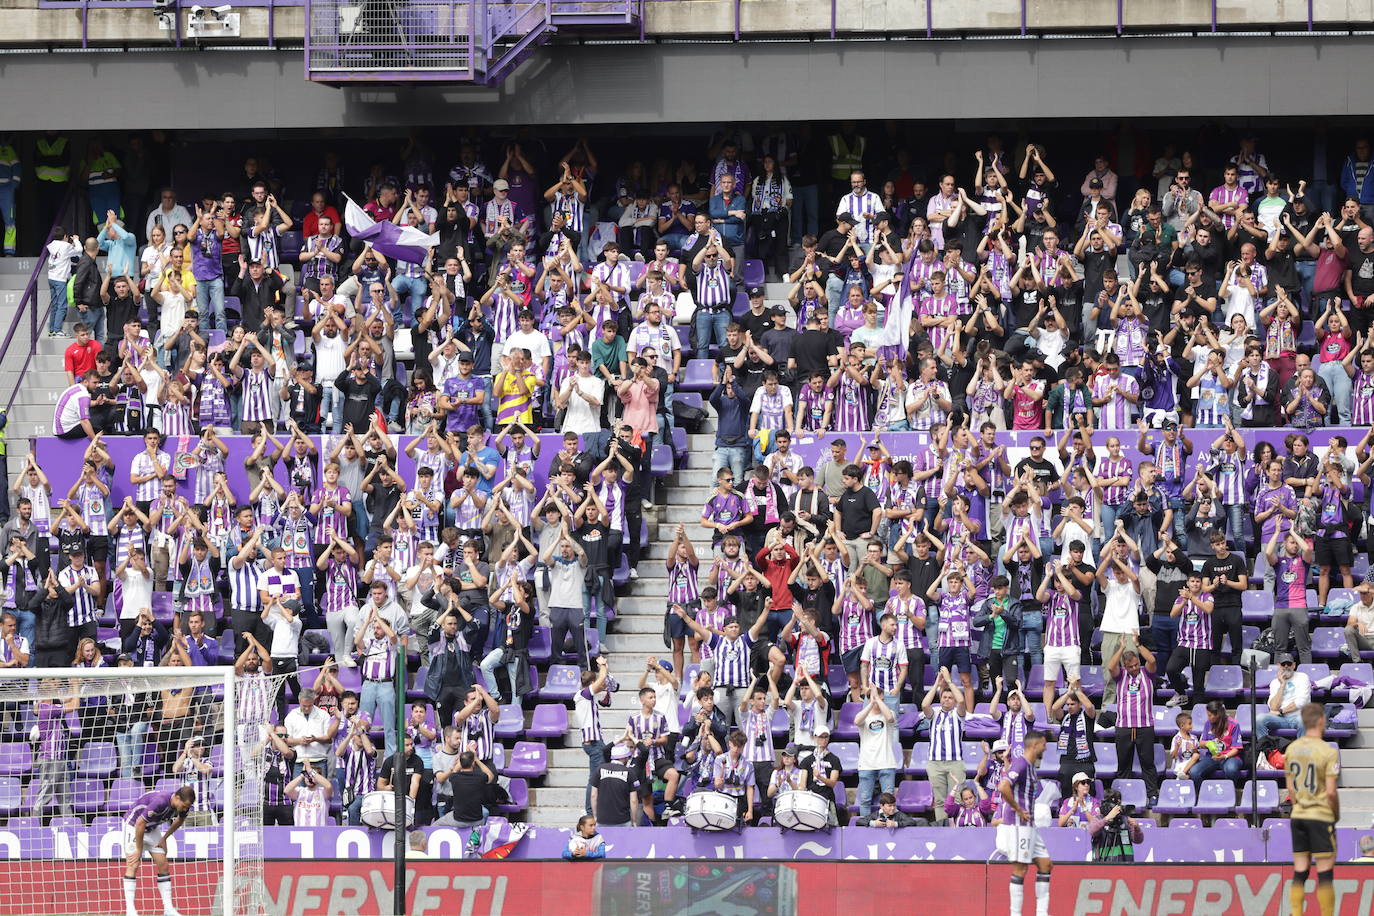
[699,467,754,547]
[181,611,218,666]
[189,207,227,335]
[123,785,195,916]
[440,353,485,433]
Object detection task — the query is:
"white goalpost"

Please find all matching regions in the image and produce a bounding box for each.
[0,667,285,916]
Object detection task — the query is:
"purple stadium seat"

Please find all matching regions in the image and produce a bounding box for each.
[769,707,790,739]
[0,744,32,777]
[829,742,859,773]
[742,259,765,288]
[1169,817,1203,829]
[527,704,568,740]
[107,777,144,813]
[0,778,23,816]
[896,704,920,737]
[209,743,224,776]
[540,665,581,702]
[671,392,704,416]
[496,778,528,815]
[335,665,362,693]
[1335,663,1374,699]
[1078,666,1106,698]
[150,592,176,626]
[77,742,118,779]
[70,779,107,815]
[672,427,687,462]
[650,444,674,477]
[23,780,53,812]
[503,741,548,779]
[1298,664,1331,690]
[1241,590,1275,624]
[731,290,750,319]
[279,231,304,262]
[680,359,715,393]
[1312,628,1346,659]
[832,702,861,740]
[528,627,552,666]
[4,815,39,833]
[1153,779,1196,815]
[152,777,181,797]
[1113,778,1148,809]
[895,780,933,813]
[963,715,1001,741]
[1213,817,1250,828]
[494,703,524,739]
[1153,705,1179,738]
[904,743,930,776]
[1204,665,1243,699]
[1194,779,1236,816]
[1239,780,1280,815]
[1037,745,1061,777]
[406,670,428,702]
[1093,743,1118,779]
[1253,667,1278,693]
[826,666,849,696]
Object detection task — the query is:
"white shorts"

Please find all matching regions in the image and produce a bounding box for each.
[997,823,1048,864]
[122,823,167,857]
[1042,645,1081,684]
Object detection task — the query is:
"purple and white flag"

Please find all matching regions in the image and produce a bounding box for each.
[343,195,438,264]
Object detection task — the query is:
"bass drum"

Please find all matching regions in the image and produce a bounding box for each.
[682,791,739,831]
[772,790,830,831]
[360,790,415,830]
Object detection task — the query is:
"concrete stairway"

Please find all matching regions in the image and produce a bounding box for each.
[1336,710,1374,828]
[0,256,73,476]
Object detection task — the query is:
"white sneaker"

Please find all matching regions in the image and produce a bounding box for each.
[629,569,639,580]
[641,499,654,510]
[1165,694,1187,707]
[336,654,358,668]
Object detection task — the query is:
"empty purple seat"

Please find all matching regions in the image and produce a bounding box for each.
[895,780,933,813]
[4,815,38,833]
[494,704,524,739]
[1153,779,1196,815]
[1241,590,1275,624]
[540,665,581,702]
[1113,778,1148,809]
[896,704,920,737]
[1239,780,1280,815]
[0,777,22,816]
[671,427,687,461]
[826,666,849,696]
[1037,745,1061,777]
[1213,817,1250,828]
[1194,779,1236,816]
[1204,665,1243,699]
[1254,667,1278,693]
[829,741,859,773]
[769,706,790,739]
[1078,667,1106,698]
[279,231,304,262]
[832,702,862,740]
[495,778,528,815]
[671,392,704,416]
[502,741,548,779]
[650,444,674,477]
[960,742,984,775]
[209,743,225,776]
[1170,817,1203,828]
[70,779,107,814]
[107,777,143,812]
[1153,705,1179,737]
[1093,743,1118,779]
[77,742,118,779]
[150,592,176,625]
[335,665,362,693]
[962,715,1001,741]
[527,704,568,740]
[528,627,552,666]
[406,670,428,702]
[1312,628,1345,658]
[0,743,32,777]
[742,259,765,288]
[1298,664,1331,693]
[903,743,930,776]
[680,359,715,393]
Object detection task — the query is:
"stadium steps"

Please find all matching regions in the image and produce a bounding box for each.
[0,265,65,476]
[1340,710,1374,823]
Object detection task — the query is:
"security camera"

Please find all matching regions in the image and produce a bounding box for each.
[212,4,231,12]
[190,4,203,13]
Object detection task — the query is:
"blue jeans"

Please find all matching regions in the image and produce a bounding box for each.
[1099,503,1126,539]
[10,609,34,667]
[0,184,15,253]
[392,276,426,323]
[1255,712,1300,741]
[825,275,844,314]
[48,279,68,333]
[1318,360,1351,425]
[359,678,397,752]
[712,445,747,484]
[196,277,226,333]
[857,767,896,817]
[479,647,520,702]
[585,581,610,645]
[1190,753,1241,788]
[694,309,730,359]
[320,383,343,433]
[480,376,495,431]
[582,741,606,814]
[1222,503,1245,553]
[1296,260,1316,314]
[73,303,105,342]
[791,184,820,243]
[116,720,150,779]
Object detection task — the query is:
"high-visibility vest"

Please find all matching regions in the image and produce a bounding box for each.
[828,134,865,180]
[0,146,18,186]
[35,137,70,183]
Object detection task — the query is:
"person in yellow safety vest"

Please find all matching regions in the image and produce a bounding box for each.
[828,123,867,210]
[0,142,18,255]
[85,139,123,229]
[34,132,71,241]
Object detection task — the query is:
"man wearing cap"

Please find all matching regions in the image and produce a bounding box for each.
[738,286,772,340]
[481,178,527,240]
[590,741,643,829]
[1343,577,1374,662]
[1256,653,1313,740]
[799,725,844,826]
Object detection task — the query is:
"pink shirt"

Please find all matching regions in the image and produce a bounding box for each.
[618,378,660,437]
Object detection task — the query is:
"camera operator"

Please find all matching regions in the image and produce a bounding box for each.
[1089,787,1145,862]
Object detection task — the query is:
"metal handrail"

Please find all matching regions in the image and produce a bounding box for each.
[3,191,76,416]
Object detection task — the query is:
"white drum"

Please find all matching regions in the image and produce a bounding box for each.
[773,790,830,831]
[360,790,415,829]
[683,791,738,831]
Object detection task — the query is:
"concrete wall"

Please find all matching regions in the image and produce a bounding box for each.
[0,37,1369,129]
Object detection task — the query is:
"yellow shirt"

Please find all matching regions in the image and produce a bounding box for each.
[1286,735,1339,823]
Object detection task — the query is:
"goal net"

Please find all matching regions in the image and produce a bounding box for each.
[0,666,285,916]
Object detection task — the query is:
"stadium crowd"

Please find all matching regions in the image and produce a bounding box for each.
[5,125,1374,844]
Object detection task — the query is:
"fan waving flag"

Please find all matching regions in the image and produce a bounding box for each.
[343,194,438,264]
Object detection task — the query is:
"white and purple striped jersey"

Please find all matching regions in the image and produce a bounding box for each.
[592,260,632,306]
[550,191,586,233]
[917,293,957,353]
[314,485,351,543]
[741,707,775,764]
[889,593,927,650]
[666,559,700,606]
[359,631,396,681]
[58,564,99,626]
[1353,370,1374,425]
[750,387,791,431]
[1091,372,1139,429]
[1175,591,1214,650]
[1115,667,1154,728]
[320,559,358,614]
[1207,448,1247,505]
[832,371,869,432]
[131,451,170,503]
[460,708,496,761]
[240,367,275,423]
[994,754,1041,825]
[1097,456,1132,506]
[1043,590,1079,649]
[838,190,883,244]
[937,593,972,648]
[181,555,216,616]
[707,632,752,687]
[836,596,871,654]
[796,385,835,433]
[340,741,378,801]
[574,687,603,744]
[628,710,669,765]
[711,754,755,798]
[927,706,963,761]
[861,635,906,693]
[74,482,109,536]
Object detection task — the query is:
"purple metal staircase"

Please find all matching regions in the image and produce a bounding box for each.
[304,0,637,85]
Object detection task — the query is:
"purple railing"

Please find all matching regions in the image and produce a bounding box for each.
[36,0,303,48]
[2,189,75,416]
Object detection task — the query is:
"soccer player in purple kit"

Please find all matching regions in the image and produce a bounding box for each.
[997,729,1052,916]
[122,785,196,916]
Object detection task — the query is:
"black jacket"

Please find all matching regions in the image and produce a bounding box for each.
[73,255,102,307]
